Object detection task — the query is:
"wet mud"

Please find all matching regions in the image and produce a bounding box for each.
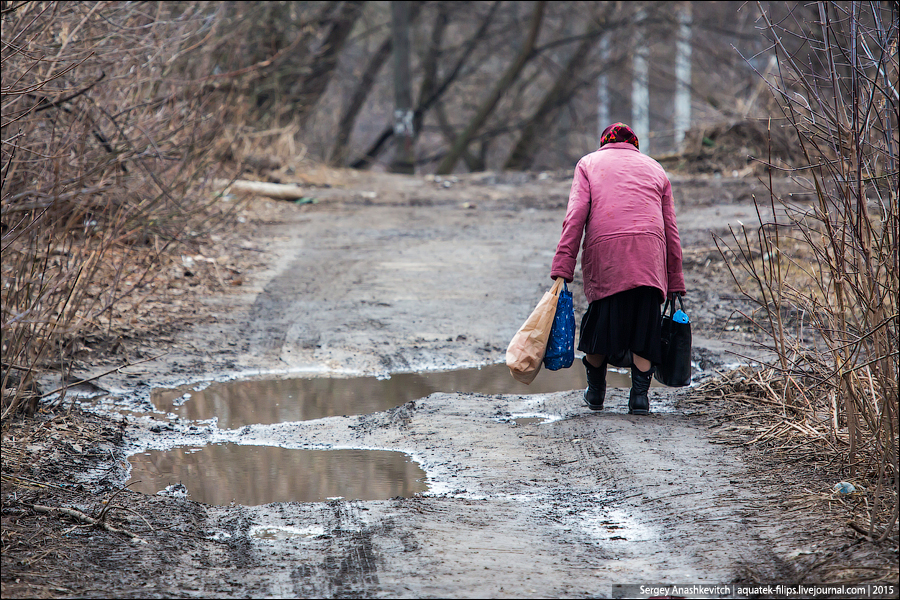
[5,170,896,598]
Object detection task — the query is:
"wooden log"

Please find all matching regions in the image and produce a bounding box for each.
[214,179,310,200]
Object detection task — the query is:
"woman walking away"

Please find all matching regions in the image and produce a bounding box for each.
[550,123,686,415]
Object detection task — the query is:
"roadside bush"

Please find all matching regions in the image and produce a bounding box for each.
[717,2,898,540]
[1,2,231,419]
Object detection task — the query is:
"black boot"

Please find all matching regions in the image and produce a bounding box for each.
[583,356,607,410]
[628,365,653,415]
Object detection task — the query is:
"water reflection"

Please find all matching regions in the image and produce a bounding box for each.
[128,444,428,505]
[513,417,546,426]
[152,363,655,429]
[250,525,325,540]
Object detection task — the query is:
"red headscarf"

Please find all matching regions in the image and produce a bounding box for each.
[600,122,639,150]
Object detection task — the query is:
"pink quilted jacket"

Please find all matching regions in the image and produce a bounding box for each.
[550,142,686,303]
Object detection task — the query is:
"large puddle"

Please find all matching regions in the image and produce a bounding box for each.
[128,444,428,505]
[152,362,655,428]
[131,362,658,506]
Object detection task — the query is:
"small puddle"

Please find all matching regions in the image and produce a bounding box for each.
[127,444,428,505]
[152,363,658,428]
[583,507,658,543]
[250,525,326,541]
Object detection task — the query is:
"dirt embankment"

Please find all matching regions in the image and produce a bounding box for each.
[2,167,897,599]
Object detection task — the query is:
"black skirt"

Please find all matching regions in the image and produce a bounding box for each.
[578,286,663,365]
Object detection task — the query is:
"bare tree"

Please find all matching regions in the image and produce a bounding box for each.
[330,3,424,166]
[350,1,502,169]
[674,1,692,150]
[390,1,415,174]
[435,1,547,174]
[202,1,799,172]
[292,1,366,126]
[718,0,898,540]
[503,19,607,170]
[1,1,230,417]
[631,7,650,150]
[413,1,450,146]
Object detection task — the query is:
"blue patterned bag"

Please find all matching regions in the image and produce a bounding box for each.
[543,281,575,371]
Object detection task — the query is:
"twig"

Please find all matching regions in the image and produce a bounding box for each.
[25,503,148,544]
[847,520,881,539]
[781,419,829,442]
[39,353,167,399]
[96,482,139,522]
[109,506,155,532]
[1,361,37,372]
[28,71,106,114]
[0,474,68,491]
[641,490,704,504]
[743,422,783,446]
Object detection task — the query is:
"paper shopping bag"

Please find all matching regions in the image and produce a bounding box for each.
[506,278,564,384]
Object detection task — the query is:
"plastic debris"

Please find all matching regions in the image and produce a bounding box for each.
[833,481,855,494]
[158,483,189,499]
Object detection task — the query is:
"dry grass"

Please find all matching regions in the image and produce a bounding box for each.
[709,2,899,543]
[693,366,897,539]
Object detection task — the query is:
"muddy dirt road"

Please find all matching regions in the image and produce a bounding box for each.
[4,169,896,598]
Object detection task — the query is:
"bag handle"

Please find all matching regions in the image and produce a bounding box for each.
[663,293,685,317]
[550,277,564,297]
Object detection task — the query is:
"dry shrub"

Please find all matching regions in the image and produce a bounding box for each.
[674,118,808,176]
[162,2,338,180]
[1,2,235,419]
[714,2,898,540]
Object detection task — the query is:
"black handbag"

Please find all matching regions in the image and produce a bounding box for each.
[656,294,692,387]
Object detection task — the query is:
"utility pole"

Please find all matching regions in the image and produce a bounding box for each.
[391,1,415,174]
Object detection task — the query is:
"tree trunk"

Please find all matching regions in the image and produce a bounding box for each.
[504,28,604,171]
[330,35,392,165]
[214,179,311,200]
[631,8,650,151]
[674,2,692,150]
[390,1,415,174]
[350,1,501,170]
[597,35,611,144]
[434,101,486,172]
[414,2,450,143]
[435,1,547,175]
[330,3,423,166]
[293,1,366,126]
